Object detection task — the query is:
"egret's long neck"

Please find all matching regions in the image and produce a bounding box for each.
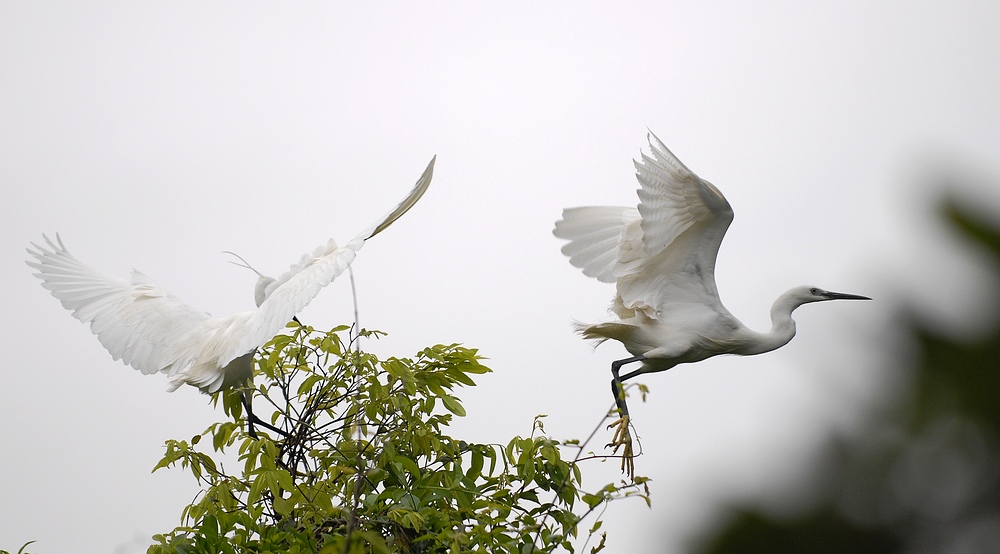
[743,293,800,355]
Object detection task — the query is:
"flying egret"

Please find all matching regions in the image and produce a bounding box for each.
[553,133,869,475]
[27,157,435,431]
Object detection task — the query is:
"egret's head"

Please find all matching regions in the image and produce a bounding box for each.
[223,251,274,307]
[251,276,276,308]
[791,285,872,306]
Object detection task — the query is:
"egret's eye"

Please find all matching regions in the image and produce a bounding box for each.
[810,287,820,295]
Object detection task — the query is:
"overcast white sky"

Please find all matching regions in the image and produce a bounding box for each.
[3,2,1000,552]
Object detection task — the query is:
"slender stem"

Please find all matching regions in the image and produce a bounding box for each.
[528,408,615,552]
[348,265,360,351]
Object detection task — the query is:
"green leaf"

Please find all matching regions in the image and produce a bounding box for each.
[441,395,466,417]
[275,468,294,491]
[248,473,266,505]
[467,447,484,479]
[272,494,294,517]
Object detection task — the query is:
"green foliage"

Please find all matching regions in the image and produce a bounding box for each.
[149,324,648,553]
[0,542,36,554]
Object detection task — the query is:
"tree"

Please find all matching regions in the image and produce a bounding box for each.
[147,324,649,553]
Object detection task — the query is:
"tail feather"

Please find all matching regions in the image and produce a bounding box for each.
[575,321,636,346]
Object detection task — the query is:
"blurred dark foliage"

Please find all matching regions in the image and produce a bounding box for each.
[691,199,1000,554]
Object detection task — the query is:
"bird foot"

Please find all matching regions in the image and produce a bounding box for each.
[606,415,635,479]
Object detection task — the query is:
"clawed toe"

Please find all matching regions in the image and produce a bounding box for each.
[606,415,635,478]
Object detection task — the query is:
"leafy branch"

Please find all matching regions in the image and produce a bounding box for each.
[148,323,649,553]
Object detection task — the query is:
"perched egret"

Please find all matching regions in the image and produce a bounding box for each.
[553,133,869,475]
[27,157,435,405]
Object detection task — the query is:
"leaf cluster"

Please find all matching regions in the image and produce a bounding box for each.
[148,324,648,553]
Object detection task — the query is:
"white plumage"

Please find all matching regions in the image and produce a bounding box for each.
[554,133,868,474]
[27,157,435,394]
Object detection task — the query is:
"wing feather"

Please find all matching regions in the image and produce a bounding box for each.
[235,156,436,357]
[553,132,735,320]
[635,131,730,256]
[28,156,436,392]
[261,156,435,300]
[616,132,734,317]
[26,235,217,376]
[553,206,638,283]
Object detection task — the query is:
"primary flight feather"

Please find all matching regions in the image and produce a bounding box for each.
[27,156,435,394]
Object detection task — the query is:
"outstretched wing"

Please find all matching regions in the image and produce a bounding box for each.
[26,234,221,377]
[236,156,436,354]
[553,206,639,283]
[27,156,435,393]
[553,133,733,320]
[615,131,734,318]
[634,132,730,257]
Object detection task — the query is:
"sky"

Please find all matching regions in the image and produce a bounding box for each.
[2,2,1000,552]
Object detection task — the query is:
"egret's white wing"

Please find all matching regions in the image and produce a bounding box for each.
[26,235,223,376]
[633,132,729,256]
[366,156,437,239]
[614,132,734,319]
[28,157,435,393]
[235,156,436,356]
[260,157,435,301]
[553,206,639,283]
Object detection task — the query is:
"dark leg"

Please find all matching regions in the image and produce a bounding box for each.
[610,355,646,417]
[618,366,647,383]
[240,390,288,439]
[608,355,645,479]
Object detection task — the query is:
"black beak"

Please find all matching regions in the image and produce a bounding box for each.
[823,291,872,301]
